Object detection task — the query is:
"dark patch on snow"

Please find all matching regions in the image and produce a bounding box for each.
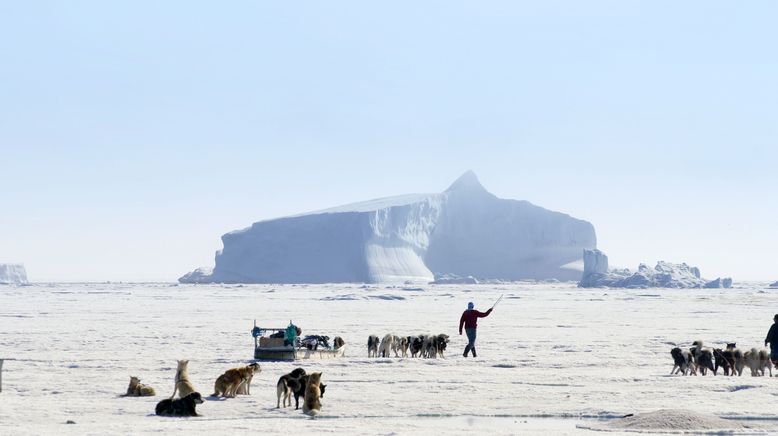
[367,294,406,301]
[727,385,758,392]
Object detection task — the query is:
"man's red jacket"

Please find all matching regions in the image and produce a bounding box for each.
[459,308,492,333]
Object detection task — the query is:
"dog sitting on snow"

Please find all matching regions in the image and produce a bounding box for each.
[302,372,324,418]
[170,360,198,399]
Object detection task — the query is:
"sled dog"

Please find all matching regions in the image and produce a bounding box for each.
[379,334,396,358]
[367,335,379,357]
[125,376,156,396]
[670,347,695,375]
[155,392,203,417]
[170,360,198,399]
[276,367,306,408]
[302,372,323,417]
[235,363,261,395]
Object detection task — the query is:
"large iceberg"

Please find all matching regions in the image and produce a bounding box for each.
[0,264,28,285]
[579,249,732,289]
[181,171,596,284]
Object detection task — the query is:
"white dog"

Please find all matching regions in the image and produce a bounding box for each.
[379,334,396,358]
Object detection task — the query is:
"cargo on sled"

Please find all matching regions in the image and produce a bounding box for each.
[251,320,346,361]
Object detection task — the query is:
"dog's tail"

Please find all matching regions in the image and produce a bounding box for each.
[304,408,320,418]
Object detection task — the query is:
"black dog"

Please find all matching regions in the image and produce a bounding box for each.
[436,334,450,356]
[713,348,733,376]
[670,347,695,375]
[690,341,715,376]
[410,336,424,358]
[155,392,203,417]
[290,374,327,410]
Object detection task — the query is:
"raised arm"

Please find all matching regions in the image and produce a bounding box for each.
[477,308,493,318]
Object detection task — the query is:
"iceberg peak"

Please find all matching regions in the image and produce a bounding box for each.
[445,171,488,194]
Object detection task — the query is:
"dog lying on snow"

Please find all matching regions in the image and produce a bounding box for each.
[124,376,156,396]
[212,363,261,398]
[367,335,379,357]
[155,392,203,417]
[670,348,696,375]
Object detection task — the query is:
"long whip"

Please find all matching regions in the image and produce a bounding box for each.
[491,294,504,309]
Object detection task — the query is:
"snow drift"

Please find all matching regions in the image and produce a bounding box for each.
[579,409,756,432]
[181,171,596,283]
[579,249,732,289]
[0,264,28,284]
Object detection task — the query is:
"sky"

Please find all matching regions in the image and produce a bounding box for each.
[1,1,776,282]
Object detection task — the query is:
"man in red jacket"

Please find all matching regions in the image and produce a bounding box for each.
[459,301,492,358]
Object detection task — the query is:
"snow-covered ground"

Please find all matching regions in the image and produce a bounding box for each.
[2,282,778,435]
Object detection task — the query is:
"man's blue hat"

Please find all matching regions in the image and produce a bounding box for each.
[467,302,474,310]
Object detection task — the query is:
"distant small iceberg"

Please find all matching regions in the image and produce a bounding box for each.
[430,273,478,285]
[0,264,28,285]
[579,249,732,289]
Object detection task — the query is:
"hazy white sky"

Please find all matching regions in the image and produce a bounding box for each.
[1,1,776,281]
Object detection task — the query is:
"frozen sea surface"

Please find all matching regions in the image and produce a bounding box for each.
[1,282,777,435]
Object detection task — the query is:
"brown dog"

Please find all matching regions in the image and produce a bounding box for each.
[302,372,323,417]
[125,376,156,396]
[235,362,261,395]
[170,360,198,399]
[212,364,260,398]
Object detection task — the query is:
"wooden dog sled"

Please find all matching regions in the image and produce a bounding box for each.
[252,321,346,361]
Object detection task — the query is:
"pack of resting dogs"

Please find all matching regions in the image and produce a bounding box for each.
[123,360,325,418]
[367,333,451,358]
[671,340,774,377]
[125,334,447,419]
